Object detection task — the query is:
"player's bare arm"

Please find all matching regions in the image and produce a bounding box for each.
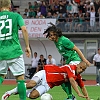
[21,26,31,58]
[81,86,90,100]
[93,60,95,66]
[73,45,91,67]
[69,77,88,98]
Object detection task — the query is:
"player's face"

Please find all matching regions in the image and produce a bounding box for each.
[76,64,86,74]
[40,55,44,60]
[98,49,100,54]
[48,31,58,42]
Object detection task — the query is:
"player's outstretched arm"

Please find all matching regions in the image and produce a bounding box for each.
[21,26,31,58]
[73,45,91,67]
[69,77,88,98]
[81,86,90,100]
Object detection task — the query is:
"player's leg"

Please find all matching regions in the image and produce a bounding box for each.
[2,70,47,100]
[61,82,73,99]
[27,70,50,99]
[27,85,47,99]
[62,61,80,100]
[1,78,26,100]
[6,70,48,99]
[10,55,26,100]
[1,78,40,100]
[2,76,42,100]
[0,60,17,100]
[0,75,4,84]
[0,60,8,84]
[1,87,18,100]
[16,76,26,100]
[96,67,99,85]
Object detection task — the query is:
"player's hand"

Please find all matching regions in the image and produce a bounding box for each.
[78,93,88,98]
[86,61,91,67]
[86,97,91,100]
[25,47,31,57]
[84,59,91,67]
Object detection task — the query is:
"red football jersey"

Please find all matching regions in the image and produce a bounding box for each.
[44,64,84,88]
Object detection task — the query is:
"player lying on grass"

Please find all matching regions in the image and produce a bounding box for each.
[2,61,90,100]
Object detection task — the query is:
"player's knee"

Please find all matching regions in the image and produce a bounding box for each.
[15,75,24,80]
[26,81,37,88]
[29,92,39,99]
[27,76,41,89]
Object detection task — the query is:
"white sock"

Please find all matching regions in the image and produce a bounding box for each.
[7,83,27,95]
[7,87,18,95]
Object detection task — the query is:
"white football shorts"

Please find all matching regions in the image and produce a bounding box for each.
[30,70,50,96]
[0,55,25,76]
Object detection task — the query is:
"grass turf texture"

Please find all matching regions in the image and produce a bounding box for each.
[0,85,100,100]
[82,74,96,80]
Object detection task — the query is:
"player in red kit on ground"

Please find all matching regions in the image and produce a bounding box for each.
[2,61,90,100]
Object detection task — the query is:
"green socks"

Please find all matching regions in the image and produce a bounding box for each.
[61,82,72,99]
[0,76,4,84]
[17,80,26,100]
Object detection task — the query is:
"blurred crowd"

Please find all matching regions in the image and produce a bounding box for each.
[26,52,57,79]
[18,0,100,32]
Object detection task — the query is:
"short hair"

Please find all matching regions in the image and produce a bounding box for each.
[34,52,37,55]
[40,54,43,57]
[43,22,62,38]
[98,48,100,50]
[48,55,52,57]
[0,0,11,8]
[61,57,66,61]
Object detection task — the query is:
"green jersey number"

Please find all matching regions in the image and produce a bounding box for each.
[0,19,12,40]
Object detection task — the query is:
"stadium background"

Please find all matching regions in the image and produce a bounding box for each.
[0,1,100,100]
[9,0,100,76]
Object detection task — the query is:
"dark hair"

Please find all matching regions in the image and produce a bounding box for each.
[61,57,66,61]
[48,55,52,57]
[40,54,43,57]
[91,7,93,11]
[34,52,37,54]
[43,22,62,38]
[98,48,100,50]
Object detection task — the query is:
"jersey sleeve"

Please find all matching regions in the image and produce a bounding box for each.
[17,14,25,27]
[62,38,74,49]
[76,75,84,88]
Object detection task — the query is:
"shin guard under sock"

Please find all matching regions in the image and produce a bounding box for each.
[61,82,72,99]
[17,80,26,100]
[0,76,4,84]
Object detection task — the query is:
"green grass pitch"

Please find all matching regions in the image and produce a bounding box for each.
[0,85,100,100]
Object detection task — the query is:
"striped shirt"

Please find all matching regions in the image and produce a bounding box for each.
[44,64,84,88]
